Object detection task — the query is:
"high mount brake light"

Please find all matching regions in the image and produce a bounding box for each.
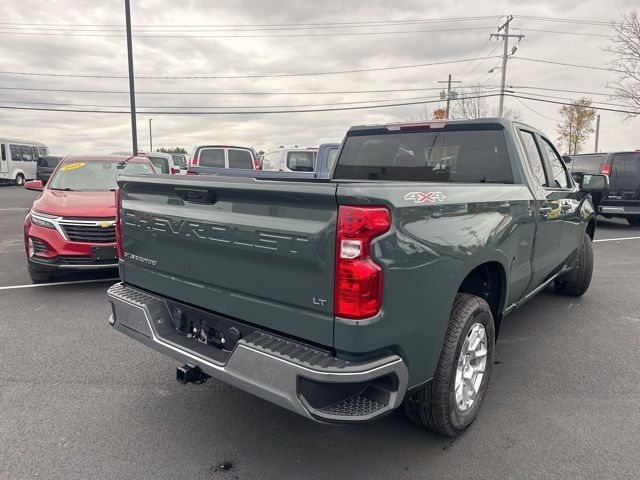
[601,163,611,175]
[115,188,123,260]
[385,122,447,132]
[335,205,391,319]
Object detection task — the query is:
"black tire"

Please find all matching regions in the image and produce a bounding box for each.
[627,217,640,226]
[554,233,593,297]
[404,293,495,437]
[14,174,25,186]
[28,264,53,283]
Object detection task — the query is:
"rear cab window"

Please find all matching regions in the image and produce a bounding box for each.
[286,151,315,172]
[334,125,514,183]
[147,156,169,174]
[569,154,604,174]
[540,137,570,189]
[199,148,225,168]
[612,153,640,177]
[228,148,254,169]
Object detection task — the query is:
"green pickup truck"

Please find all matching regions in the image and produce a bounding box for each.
[108,119,605,437]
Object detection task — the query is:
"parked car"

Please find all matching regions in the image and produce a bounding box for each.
[146,152,181,175]
[261,147,317,172]
[36,156,63,185]
[188,145,259,174]
[170,153,188,172]
[569,151,640,225]
[0,137,48,185]
[314,143,341,179]
[108,118,602,437]
[24,155,155,282]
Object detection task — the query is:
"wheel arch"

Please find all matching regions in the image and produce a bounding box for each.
[586,217,596,240]
[456,260,507,337]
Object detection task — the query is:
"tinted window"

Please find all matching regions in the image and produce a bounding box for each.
[335,129,513,183]
[31,146,39,160]
[10,144,21,161]
[569,154,604,174]
[612,153,640,178]
[39,147,47,156]
[519,131,547,187]
[21,145,33,162]
[199,148,225,168]
[228,149,253,169]
[1,144,5,161]
[286,151,315,172]
[540,138,570,189]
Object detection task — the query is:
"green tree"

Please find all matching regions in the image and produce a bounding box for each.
[556,98,597,155]
[157,147,187,154]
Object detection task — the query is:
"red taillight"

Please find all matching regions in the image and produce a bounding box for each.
[335,205,391,319]
[115,188,123,260]
[186,171,197,176]
[191,155,198,166]
[253,159,261,170]
[600,163,610,175]
[171,167,179,174]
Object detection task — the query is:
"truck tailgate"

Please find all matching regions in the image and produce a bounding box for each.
[118,175,338,347]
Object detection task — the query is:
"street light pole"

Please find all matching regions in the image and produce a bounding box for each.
[124,0,138,155]
[149,118,153,152]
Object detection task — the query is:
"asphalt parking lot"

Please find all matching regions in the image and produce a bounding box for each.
[1,184,639,480]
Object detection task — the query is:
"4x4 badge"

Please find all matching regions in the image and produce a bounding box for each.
[404,191,446,204]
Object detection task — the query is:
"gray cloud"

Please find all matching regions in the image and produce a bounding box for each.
[0,0,638,156]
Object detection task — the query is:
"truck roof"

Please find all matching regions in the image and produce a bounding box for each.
[347,117,537,135]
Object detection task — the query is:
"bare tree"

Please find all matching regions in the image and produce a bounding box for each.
[556,98,597,155]
[606,10,640,117]
[453,88,521,120]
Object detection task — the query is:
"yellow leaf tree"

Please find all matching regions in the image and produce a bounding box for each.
[556,98,597,155]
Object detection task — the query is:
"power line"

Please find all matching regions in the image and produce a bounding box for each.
[510,90,632,109]
[0,93,503,115]
[0,25,497,38]
[0,84,499,95]
[518,28,612,38]
[514,57,622,73]
[511,85,611,97]
[0,16,503,28]
[0,56,501,80]
[511,96,563,121]
[0,90,502,109]
[508,94,640,115]
[514,15,611,26]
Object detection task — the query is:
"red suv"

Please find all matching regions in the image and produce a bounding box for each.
[23,155,155,282]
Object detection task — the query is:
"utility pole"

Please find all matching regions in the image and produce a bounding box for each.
[438,74,461,119]
[124,0,138,156]
[491,16,524,116]
[594,114,600,153]
[149,118,153,152]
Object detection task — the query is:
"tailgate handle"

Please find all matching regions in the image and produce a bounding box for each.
[174,187,216,205]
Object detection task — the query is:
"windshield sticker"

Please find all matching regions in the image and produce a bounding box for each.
[404,191,447,204]
[60,162,86,171]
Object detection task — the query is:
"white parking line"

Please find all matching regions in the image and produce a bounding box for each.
[594,236,640,243]
[0,250,24,254]
[0,278,118,291]
[0,207,28,211]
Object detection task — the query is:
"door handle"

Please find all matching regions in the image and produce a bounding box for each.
[539,206,552,215]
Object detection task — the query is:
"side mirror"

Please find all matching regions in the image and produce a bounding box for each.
[562,155,572,164]
[25,180,43,191]
[578,174,608,192]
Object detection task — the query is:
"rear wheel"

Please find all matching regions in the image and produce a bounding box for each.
[627,216,640,226]
[554,233,593,297]
[14,174,25,186]
[28,264,54,283]
[404,293,495,437]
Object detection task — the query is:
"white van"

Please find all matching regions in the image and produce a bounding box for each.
[0,138,48,185]
[261,147,317,172]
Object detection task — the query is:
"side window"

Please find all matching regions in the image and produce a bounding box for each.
[199,148,225,168]
[39,147,47,156]
[540,138,570,189]
[327,148,339,171]
[228,149,253,169]
[32,146,39,160]
[1,144,5,161]
[518,131,547,187]
[10,144,21,161]
[21,145,33,162]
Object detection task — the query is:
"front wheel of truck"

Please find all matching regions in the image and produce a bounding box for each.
[404,293,495,437]
[554,233,593,297]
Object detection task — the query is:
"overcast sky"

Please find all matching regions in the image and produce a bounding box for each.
[0,0,638,156]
